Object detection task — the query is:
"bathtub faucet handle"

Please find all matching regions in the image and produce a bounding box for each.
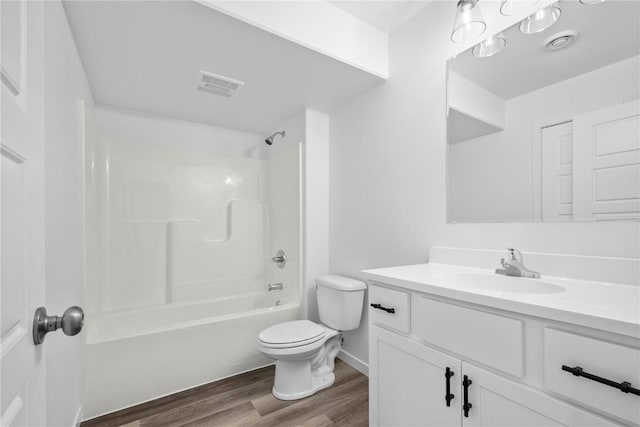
[271,250,286,269]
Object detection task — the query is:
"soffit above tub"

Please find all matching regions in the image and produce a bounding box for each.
[62,1,385,134]
[197,0,389,78]
[328,1,433,33]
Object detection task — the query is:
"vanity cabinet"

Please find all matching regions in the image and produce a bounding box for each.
[370,326,460,426]
[368,283,633,427]
[462,363,615,427]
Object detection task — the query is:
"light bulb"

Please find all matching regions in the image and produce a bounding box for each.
[520,4,561,34]
[472,32,507,57]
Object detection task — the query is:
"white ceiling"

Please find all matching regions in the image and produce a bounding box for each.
[329,1,432,33]
[63,1,385,135]
[449,0,640,100]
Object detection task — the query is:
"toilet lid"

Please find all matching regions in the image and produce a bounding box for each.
[259,320,326,347]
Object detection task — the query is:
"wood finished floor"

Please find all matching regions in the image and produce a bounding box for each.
[81,359,368,427]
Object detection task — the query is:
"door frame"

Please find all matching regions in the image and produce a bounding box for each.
[532,116,573,223]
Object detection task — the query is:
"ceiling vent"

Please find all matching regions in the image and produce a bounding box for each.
[196,71,244,98]
[544,30,578,52]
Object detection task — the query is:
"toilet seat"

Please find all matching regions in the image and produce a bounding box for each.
[258,320,326,349]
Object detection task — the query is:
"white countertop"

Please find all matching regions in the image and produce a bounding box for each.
[362,263,640,339]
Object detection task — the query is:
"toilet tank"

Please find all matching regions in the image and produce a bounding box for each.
[316,275,366,331]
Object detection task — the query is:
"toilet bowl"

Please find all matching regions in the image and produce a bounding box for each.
[257,275,366,400]
[258,320,342,400]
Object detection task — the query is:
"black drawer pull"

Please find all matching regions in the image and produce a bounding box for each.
[445,367,455,407]
[562,365,640,396]
[370,303,395,314]
[463,375,472,417]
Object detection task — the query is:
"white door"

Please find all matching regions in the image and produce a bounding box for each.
[541,122,574,222]
[462,363,616,427]
[573,101,640,220]
[370,326,461,427]
[1,1,47,426]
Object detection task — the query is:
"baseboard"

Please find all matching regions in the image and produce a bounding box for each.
[338,349,368,377]
[73,406,83,427]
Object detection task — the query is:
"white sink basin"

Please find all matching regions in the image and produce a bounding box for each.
[435,272,565,294]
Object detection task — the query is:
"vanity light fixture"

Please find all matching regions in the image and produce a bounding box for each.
[520,4,561,34]
[472,32,507,57]
[500,0,539,16]
[451,0,487,43]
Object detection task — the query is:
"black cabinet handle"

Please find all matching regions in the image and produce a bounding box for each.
[463,375,473,417]
[445,367,455,407]
[562,365,640,396]
[370,303,395,314]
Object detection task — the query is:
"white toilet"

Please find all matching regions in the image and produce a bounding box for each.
[257,275,366,400]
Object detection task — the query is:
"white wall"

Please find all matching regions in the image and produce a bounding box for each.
[303,110,330,322]
[43,1,95,424]
[449,56,639,222]
[329,1,640,365]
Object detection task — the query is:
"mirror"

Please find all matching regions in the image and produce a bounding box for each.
[447,0,639,223]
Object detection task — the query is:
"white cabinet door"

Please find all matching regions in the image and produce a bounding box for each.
[370,325,461,427]
[1,1,47,426]
[542,122,574,221]
[573,100,640,220]
[462,364,617,427]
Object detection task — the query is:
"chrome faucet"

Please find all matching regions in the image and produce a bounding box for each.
[495,248,540,279]
[271,250,286,269]
[268,282,283,291]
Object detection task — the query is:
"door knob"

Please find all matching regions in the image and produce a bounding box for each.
[33,306,84,345]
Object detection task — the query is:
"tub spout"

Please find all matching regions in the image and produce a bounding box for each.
[268,283,283,291]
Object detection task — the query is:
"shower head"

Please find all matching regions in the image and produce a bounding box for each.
[265,130,285,146]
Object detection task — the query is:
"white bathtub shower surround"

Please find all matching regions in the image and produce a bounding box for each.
[99,137,270,311]
[85,107,302,312]
[83,296,299,419]
[82,107,303,419]
[167,202,266,304]
[88,292,292,344]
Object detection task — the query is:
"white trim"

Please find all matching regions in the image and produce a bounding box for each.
[338,349,368,377]
[532,117,573,223]
[0,394,23,426]
[0,324,27,358]
[72,406,83,427]
[1,65,20,95]
[1,143,26,164]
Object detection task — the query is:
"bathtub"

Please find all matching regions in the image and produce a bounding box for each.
[82,292,300,420]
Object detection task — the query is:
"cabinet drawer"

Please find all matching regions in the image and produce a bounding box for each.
[368,284,410,333]
[544,329,640,425]
[413,297,524,377]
